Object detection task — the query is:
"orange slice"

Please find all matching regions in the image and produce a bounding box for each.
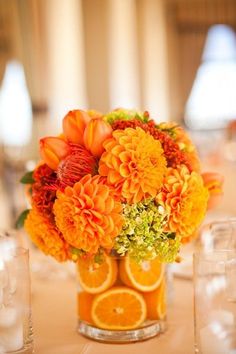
[77,291,94,324]
[119,256,164,292]
[77,255,118,294]
[143,279,166,320]
[91,287,147,330]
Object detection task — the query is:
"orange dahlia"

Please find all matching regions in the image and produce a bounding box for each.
[53,174,123,254]
[99,127,167,203]
[24,208,69,262]
[156,166,208,241]
[112,119,192,171]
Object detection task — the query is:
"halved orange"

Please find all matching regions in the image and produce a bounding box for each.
[143,279,166,320]
[77,291,94,324]
[77,255,118,294]
[119,256,164,292]
[91,287,147,330]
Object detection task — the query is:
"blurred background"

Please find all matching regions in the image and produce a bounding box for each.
[0,0,236,229]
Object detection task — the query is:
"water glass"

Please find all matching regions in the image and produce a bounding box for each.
[198,219,236,251]
[0,247,33,354]
[193,250,236,354]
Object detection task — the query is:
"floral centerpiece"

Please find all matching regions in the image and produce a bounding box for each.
[20,108,223,341]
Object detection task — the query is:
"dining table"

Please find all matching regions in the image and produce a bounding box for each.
[32,269,194,354]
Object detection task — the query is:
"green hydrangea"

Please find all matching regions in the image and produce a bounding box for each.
[104,109,149,125]
[114,198,180,263]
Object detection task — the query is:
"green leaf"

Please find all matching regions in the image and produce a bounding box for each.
[166,232,176,240]
[20,171,34,184]
[15,209,30,229]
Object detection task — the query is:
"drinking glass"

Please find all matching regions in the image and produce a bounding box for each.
[0,247,33,354]
[193,250,236,354]
[198,218,236,251]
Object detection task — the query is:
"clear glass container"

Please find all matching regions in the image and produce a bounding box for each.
[0,247,33,353]
[76,255,167,343]
[197,218,236,251]
[193,250,236,354]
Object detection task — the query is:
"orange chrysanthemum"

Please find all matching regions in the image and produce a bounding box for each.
[53,174,123,254]
[99,127,167,203]
[24,208,69,262]
[156,166,209,241]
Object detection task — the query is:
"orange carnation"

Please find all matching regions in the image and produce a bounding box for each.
[53,174,123,254]
[99,127,167,203]
[24,208,69,262]
[156,166,208,241]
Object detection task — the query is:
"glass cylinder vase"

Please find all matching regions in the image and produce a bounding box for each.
[76,254,167,343]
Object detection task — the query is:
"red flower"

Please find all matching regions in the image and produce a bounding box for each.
[57,144,98,188]
[32,164,58,222]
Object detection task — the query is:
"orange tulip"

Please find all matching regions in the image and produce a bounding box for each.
[202,172,224,210]
[84,118,112,157]
[40,137,71,170]
[63,110,91,144]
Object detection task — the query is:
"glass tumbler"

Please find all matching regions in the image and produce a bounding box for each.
[198,218,236,251]
[0,248,33,354]
[193,250,236,354]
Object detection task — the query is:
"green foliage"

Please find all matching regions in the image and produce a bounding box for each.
[15,209,30,229]
[104,109,149,125]
[20,171,34,184]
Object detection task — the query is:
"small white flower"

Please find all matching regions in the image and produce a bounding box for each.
[158,205,165,215]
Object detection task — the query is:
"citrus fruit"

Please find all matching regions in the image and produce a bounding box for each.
[143,279,166,320]
[91,287,147,330]
[119,256,164,292]
[77,291,94,324]
[77,255,118,294]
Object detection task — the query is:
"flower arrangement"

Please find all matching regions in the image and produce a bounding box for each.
[20,108,223,264]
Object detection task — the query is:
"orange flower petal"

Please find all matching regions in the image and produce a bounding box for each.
[156,166,209,241]
[99,127,167,203]
[63,110,91,144]
[54,174,123,254]
[84,118,112,157]
[24,208,69,262]
[40,137,70,170]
